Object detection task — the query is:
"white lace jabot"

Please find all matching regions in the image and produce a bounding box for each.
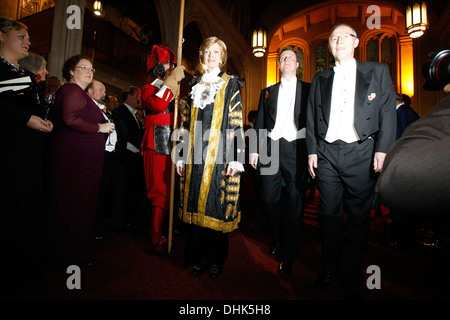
[190,67,225,109]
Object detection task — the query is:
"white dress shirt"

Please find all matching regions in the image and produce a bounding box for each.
[269,77,305,142]
[396,102,405,110]
[92,99,117,151]
[325,58,360,143]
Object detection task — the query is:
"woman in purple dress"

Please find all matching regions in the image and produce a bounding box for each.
[46,55,115,267]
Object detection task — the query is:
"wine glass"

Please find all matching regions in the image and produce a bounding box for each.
[44,94,54,120]
[45,94,54,106]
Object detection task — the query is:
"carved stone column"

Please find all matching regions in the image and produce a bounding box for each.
[48,0,85,79]
[398,35,414,99]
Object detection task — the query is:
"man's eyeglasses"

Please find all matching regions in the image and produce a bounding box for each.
[329,33,356,43]
[76,66,96,73]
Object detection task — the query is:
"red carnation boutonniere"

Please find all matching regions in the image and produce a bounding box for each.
[33,74,41,83]
[368,93,376,101]
[265,91,269,99]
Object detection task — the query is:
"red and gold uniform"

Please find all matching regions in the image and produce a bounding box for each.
[139,45,178,250]
[140,79,174,209]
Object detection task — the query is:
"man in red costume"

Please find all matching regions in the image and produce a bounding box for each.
[139,45,185,254]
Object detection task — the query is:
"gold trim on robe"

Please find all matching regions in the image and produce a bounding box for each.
[178,73,244,233]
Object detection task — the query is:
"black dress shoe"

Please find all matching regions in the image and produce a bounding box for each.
[269,242,280,255]
[277,262,292,275]
[315,271,334,289]
[208,264,222,279]
[190,265,206,276]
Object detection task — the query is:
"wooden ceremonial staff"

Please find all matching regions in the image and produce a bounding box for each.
[168,0,185,254]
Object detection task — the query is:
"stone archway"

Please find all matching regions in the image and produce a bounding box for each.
[265,0,408,86]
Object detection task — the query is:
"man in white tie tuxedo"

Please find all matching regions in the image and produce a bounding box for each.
[86,80,121,237]
[306,24,396,299]
[112,86,146,233]
[250,47,311,276]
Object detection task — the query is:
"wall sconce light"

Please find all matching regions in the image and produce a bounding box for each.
[93,1,103,16]
[406,1,428,38]
[252,28,267,58]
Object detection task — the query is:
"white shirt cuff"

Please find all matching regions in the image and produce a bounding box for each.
[176,160,185,168]
[228,161,244,172]
[155,85,171,98]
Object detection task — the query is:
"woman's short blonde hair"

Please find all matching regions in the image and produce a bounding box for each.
[0,17,28,34]
[199,36,227,68]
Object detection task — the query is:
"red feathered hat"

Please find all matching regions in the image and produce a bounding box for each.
[147,45,176,71]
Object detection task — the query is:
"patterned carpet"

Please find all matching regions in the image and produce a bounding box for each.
[8,190,450,303]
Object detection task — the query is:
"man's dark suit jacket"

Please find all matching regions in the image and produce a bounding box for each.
[253,78,311,152]
[396,104,420,139]
[376,94,450,216]
[113,104,144,159]
[306,60,396,156]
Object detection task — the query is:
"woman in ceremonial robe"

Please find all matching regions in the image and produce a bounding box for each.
[177,37,245,278]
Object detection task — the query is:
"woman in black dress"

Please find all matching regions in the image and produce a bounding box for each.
[0,17,53,288]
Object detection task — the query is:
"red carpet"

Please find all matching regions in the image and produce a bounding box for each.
[7,191,450,303]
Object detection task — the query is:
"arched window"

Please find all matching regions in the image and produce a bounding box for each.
[296,46,304,81]
[366,38,379,62]
[381,36,394,76]
[365,33,395,79]
[315,41,335,73]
